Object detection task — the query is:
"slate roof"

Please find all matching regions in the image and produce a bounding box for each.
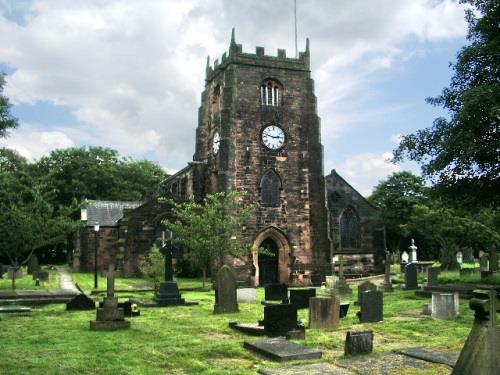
[84,200,142,227]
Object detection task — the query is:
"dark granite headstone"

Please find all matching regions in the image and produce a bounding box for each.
[289,288,316,309]
[66,294,96,311]
[357,290,383,323]
[264,284,288,302]
[214,265,238,314]
[27,255,40,275]
[426,267,440,286]
[357,281,377,305]
[244,338,322,361]
[309,296,340,329]
[264,304,298,337]
[345,330,373,356]
[340,303,350,318]
[154,242,186,306]
[404,263,418,290]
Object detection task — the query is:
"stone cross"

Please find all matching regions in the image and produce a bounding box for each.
[107,264,116,298]
[161,242,175,282]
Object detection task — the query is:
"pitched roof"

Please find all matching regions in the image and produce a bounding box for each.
[83,200,142,227]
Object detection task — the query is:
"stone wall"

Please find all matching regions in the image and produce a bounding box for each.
[73,227,118,273]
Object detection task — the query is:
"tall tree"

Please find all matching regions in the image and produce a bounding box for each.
[394,0,500,207]
[0,74,18,138]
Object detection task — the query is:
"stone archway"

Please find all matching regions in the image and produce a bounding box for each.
[253,227,291,286]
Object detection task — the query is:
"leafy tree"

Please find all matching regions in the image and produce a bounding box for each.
[139,244,164,293]
[163,191,255,288]
[0,74,18,138]
[394,0,500,207]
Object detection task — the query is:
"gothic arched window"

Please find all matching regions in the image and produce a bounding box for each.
[260,79,282,106]
[260,170,281,206]
[340,207,360,249]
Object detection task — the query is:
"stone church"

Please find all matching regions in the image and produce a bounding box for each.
[73,30,384,285]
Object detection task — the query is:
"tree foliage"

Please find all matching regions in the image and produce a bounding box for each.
[0,74,18,138]
[139,244,164,292]
[394,0,500,207]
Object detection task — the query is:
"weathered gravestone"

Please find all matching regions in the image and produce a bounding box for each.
[244,337,322,362]
[214,265,239,314]
[451,288,499,375]
[479,254,489,272]
[333,255,352,295]
[404,263,418,290]
[7,267,22,279]
[264,283,288,303]
[340,303,350,318]
[27,255,40,275]
[90,264,130,330]
[357,290,383,323]
[237,288,257,303]
[426,267,440,287]
[264,303,298,337]
[309,296,340,329]
[345,330,373,356]
[289,288,316,309]
[432,292,459,319]
[66,293,95,311]
[463,247,474,263]
[356,281,377,305]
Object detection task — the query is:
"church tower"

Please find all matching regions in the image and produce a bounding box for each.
[193,30,329,286]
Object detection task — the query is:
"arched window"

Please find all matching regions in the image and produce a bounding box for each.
[340,207,360,249]
[260,79,282,106]
[260,170,281,206]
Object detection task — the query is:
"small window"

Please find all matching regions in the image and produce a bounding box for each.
[260,170,281,206]
[260,79,282,106]
[340,207,360,249]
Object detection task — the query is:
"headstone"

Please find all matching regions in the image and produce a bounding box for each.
[451,288,498,375]
[333,256,352,295]
[357,281,377,305]
[237,288,257,303]
[214,265,238,314]
[408,239,418,262]
[244,338,322,361]
[7,267,22,279]
[357,290,383,323]
[309,296,340,329]
[426,267,440,287]
[67,294,96,311]
[463,247,474,263]
[263,304,299,337]
[325,275,336,289]
[27,255,40,275]
[382,250,393,292]
[340,303,350,318]
[264,283,288,302]
[344,330,373,356]
[489,249,498,272]
[289,288,316,309]
[33,270,49,282]
[154,242,186,306]
[404,263,418,290]
[421,303,432,315]
[431,292,459,319]
[479,254,489,272]
[401,251,409,264]
[456,251,463,265]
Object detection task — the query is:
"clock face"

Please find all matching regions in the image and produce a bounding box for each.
[262,125,285,150]
[212,132,220,154]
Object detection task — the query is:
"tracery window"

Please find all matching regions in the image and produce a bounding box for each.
[260,170,281,206]
[340,207,360,249]
[260,79,282,106]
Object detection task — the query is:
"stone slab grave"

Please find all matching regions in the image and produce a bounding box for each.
[394,347,459,367]
[403,263,418,290]
[309,296,339,329]
[237,287,256,303]
[432,292,459,319]
[355,281,376,306]
[214,265,239,314]
[426,266,440,287]
[259,363,353,375]
[0,307,31,313]
[357,290,383,323]
[263,283,288,304]
[244,337,322,362]
[289,288,316,309]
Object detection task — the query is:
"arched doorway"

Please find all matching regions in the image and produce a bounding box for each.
[258,238,279,285]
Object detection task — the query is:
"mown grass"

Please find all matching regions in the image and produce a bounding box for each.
[1,284,492,375]
[0,267,60,291]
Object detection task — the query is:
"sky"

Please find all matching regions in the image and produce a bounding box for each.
[0,0,469,196]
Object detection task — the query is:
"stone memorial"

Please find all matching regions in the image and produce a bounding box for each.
[340,303,350,318]
[382,250,393,292]
[264,283,288,303]
[463,247,474,263]
[456,251,463,265]
[237,288,257,303]
[401,251,409,264]
[154,242,185,306]
[214,265,238,314]
[27,255,40,275]
[264,303,299,337]
[344,330,373,356]
[357,290,383,323]
[404,263,418,290]
[66,293,96,311]
[308,296,340,329]
[479,254,489,272]
[432,292,459,319]
[325,275,336,289]
[289,288,316,309]
[408,238,418,262]
[90,264,130,331]
[356,281,377,305]
[244,337,322,361]
[426,266,440,287]
[98,300,140,317]
[333,255,352,295]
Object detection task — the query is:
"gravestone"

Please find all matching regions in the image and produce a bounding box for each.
[463,247,474,263]
[479,254,489,272]
[214,265,238,314]
[90,264,130,330]
[66,294,96,311]
[7,267,22,279]
[404,263,418,290]
[264,283,288,302]
[325,275,336,289]
[456,251,463,265]
[426,267,440,287]
[264,304,298,337]
[408,239,418,262]
[339,303,350,318]
[489,249,498,272]
[357,281,377,305]
[27,255,40,275]
[382,250,393,292]
[345,330,373,356]
[333,256,352,295]
[33,270,49,282]
[432,292,459,319]
[289,288,316,309]
[237,288,257,303]
[357,290,383,323]
[154,242,185,306]
[309,296,340,329]
[244,337,322,361]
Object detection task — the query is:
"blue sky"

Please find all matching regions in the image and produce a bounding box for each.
[0,0,468,196]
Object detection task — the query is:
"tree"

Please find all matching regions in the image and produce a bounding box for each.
[394,0,500,207]
[139,244,164,293]
[0,74,18,138]
[163,191,255,287]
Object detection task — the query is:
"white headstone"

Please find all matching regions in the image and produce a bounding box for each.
[401,251,409,263]
[456,251,463,264]
[237,288,256,303]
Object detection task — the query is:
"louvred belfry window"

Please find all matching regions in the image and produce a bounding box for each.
[260,170,281,206]
[260,79,282,106]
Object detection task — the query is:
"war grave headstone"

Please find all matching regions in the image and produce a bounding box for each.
[27,255,40,275]
[357,290,383,323]
[344,330,373,356]
[356,281,377,305]
[451,288,499,375]
[90,264,130,331]
[289,288,316,309]
[431,292,459,319]
[244,337,322,362]
[263,283,288,304]
[214,265,238,314]
[237,287,257,303]
[154,241,186,306]
[403,263,418,290]
[382,250,393,292]
[426,266,440,287]
[333,255,352,295]
[309,296,340,329]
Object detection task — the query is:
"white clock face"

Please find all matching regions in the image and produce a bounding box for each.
[212,132,220,154]
[262,125,285,150]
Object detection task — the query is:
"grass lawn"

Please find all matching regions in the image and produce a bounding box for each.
[0,267,61,291]
[0,285,490,375]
